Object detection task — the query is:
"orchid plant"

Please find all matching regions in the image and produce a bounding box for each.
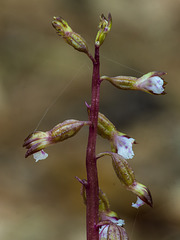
[23,14,167,240]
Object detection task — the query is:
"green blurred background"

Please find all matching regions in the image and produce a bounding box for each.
[0,0,180,239]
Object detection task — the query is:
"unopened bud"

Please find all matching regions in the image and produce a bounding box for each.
[23,120,90,160]
[52,16,89,54]
[95,13,112,47]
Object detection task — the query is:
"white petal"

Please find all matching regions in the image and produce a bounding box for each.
[117,136,135,159]
[111,218,125,226]
[132,197,145,209]
[141,76,164,94]
[33,150,48,162]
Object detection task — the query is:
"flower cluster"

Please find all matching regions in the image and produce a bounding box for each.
[77,178,129,239]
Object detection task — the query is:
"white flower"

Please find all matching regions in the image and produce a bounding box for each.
[113,134,135,159]
[111,218,125,227]
[33,150,48,162]
[135,71,166,95]
[139,76,164,94]
[132,197,145,209]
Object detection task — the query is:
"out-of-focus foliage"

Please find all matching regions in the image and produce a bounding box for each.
[0,0,180,239]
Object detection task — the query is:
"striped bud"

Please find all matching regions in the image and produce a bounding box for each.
[95,13,112,47]
[52,16,89,54]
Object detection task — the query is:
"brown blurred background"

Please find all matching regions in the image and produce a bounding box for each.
[0,0,180,239]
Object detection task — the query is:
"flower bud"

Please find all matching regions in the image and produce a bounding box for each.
[23,120,89,160]
[95,13,112,47]
[101,71,167,95]
[52,16,89,54]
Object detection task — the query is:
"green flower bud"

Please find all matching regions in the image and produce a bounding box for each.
[95,13,112,47]
[52,16,89,54]
[52,16,72,37]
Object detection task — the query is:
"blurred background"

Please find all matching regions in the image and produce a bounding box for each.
[0,0,180,239]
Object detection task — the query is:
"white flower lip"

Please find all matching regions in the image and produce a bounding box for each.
[111,218,125,227]
[136,71,166,95]
[141,76,164,94]
[132,197,145,209]
[116,135,135,159]
[33,150,48,162]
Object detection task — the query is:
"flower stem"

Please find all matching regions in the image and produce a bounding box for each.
[86,45,100,240]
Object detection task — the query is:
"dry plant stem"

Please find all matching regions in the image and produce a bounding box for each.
[86,45,100,240]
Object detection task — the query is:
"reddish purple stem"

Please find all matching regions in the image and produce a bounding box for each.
[86,45,101,240]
